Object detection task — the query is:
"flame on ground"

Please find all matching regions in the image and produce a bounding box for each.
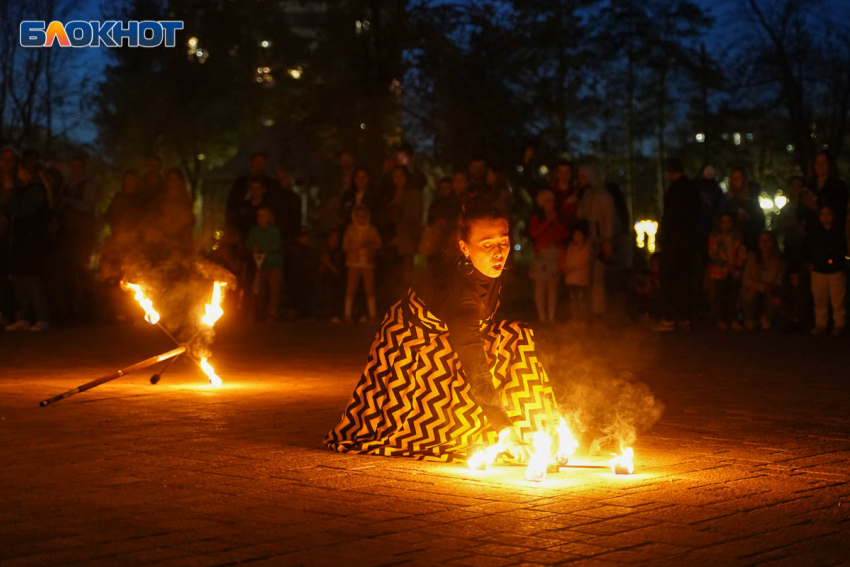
[201,282,226,327]
[121,281,160,324]
[200,357,223,387]
[467,428,510,470]
[609,447,635,475]
[525,430,552,482]
[556,417,579,464]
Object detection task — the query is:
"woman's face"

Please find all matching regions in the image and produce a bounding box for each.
[730,170,745,194]
[354,170,370,192]
[719,215,733,233]
[392,168,406,190]
[572,230,585,245]
[819,207,834,228]
[814,154,829,178]
[459,218,510,278]
[577,169,588,188]
[556,165,571,186]
[789,178,803,198]
[486,168,498,187]
[452,172,468,196]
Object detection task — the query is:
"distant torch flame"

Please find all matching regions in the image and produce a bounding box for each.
[525,430,553,482]
[200,357,222,387]
[556,417,579,464]
[467,429,510,470]
[121,281,160,324]
[609,447,635,475]
[201,282,226,327]
[634,220,658,253]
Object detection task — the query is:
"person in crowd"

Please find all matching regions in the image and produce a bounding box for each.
[102,170,140,259]
[550,160,578,231]
[340,167,381,226]
[0,148,18,324]
[160,168,195,245]
[721,166,765,250]
[246,206,283,321]
[56,155,99,319]
[233,179,271,243]
[428,176,456,225]
[576,165,615,320]
[137,154,166,200]
[805,204,846,335]
[561,220,592,323]
[655,158,699,332]
[631,253,662,319]
[741,231,784,331]
[326,197,559,463]
[517,140,547,201]
[226,152,279,231]
[468,155,488,196]
[775,176,813,269]
[707,212,747,330]
[5,157,51,331]
[384,167,423,286]
[529,190,568,324]
[695,165,725,295]
[605,182,631,271]
[809,150,848,240]
[783,268,810,333]
[396,143,427,193]
[335,150,357,198]
[343,205,382,323]
[318,229,345,322]
[288,229,320,320]
[275,167,305,317]
[485,166,512,214]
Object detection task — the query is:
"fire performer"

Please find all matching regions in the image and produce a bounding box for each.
[326,197,559,462]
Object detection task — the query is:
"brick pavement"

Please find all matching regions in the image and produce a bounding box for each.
[1,321,848,566]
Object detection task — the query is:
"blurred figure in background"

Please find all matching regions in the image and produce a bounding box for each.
[246,206,283,321]
[707,212,747,330]
[721,167,764,251]
[561,221,592,324]
[343,205,382,323]
[529,190,567,323]
[806,204,846,336]
[576,165,615,320]
[741,231,784,331]
[0,148,18,325]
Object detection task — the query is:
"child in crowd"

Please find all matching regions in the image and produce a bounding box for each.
[343,204,382,323]
[805,204,846,335]
[561,220,592,323]
[707,212,747,330]
[246,206,283,321]
[631,253,662,319]
[318,230,345,322]
[529,190,568,323]
[741,231,784,330]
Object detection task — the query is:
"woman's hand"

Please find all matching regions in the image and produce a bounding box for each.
[500,427,531,464]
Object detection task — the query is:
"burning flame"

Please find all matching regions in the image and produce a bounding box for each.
[525,430,552,482]
[200,357,222,387]
[201,282,226,327]
[609,447,635,475]
[121,281,160,324]
[467,428,510,470]
[555,417,579,464]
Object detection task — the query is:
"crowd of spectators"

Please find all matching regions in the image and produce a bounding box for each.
[1,141,847,335]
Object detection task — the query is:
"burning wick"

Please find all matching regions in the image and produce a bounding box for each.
[467,428,510,470]
[609,447,635,475]
[121,281,160,324]
[201,282,226,326]
[525,430,553,482]
[200,358,222,387]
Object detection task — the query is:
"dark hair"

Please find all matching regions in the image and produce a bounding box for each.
[666,158,684,174]
[469,153,486,164]
[249,151,267,161]
[790,175,805,185]
[730,165,748,178]
[352,166,371,187]
[555,159,573,170]
[146,153,161,163]
[22,148,40,163]
[69,154,86,166]
[397,142,414,155]
[457,195,509,243]
[439,176,452,185]
[813,150,840,180]
[572,219,590,239]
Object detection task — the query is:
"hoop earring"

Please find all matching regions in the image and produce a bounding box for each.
[457,256,474,276]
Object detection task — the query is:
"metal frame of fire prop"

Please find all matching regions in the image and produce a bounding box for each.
[466,419,636,481]
[39,281,226,407]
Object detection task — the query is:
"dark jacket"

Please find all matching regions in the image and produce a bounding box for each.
[695,177,724,244]
[812,177,848,222]
[339,188,381,227]
[413,265,511,431]
[720,195,765,250]
[805,224,846,274]
[6,180,50,275]
[659,175,700,252]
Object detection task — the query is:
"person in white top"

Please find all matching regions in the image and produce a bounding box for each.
[576,166,615,318]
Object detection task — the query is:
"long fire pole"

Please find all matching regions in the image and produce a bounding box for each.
[39,345,187,407]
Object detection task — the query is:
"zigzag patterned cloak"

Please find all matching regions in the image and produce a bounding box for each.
[325,279,559,461]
